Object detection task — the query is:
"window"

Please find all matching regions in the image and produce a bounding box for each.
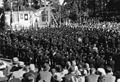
[20,13,23,19]
[41,10,48,22]
[24,14,28,20]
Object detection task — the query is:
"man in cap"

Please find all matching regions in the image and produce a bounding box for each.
[85,68,99,82]
[11,61,26,79]
[0,61,8,82]
[10,57,20,72]
[64,66,78,82]
[98,66,116,82]
[39,63,52,82]
[23,64,39,82]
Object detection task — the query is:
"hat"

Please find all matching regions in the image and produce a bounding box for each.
[93,47,98,53]
[117,79,120,82]
[66,61,71,67]
[13,57,19,64]
[0,61,7,69]
[18,61,25,67]
[97,68,106,76]
[78,37,82,42]
[85,63,90,70]
[72,60,76,66]
[0,71,5,77]
[29,64,35,71]
[62,69,68,75]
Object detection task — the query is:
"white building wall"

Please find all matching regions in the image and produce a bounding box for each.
[5,7,51,31]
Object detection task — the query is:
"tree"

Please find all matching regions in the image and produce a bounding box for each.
[4,0,11,11]
[63,0,83,22]
[33,0,40,9]
[17,0,24,10]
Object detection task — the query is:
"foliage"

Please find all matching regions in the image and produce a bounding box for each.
[61,0,83,22]
[4,0,11,11]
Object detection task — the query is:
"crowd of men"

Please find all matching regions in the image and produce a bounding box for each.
[0,22,120,82]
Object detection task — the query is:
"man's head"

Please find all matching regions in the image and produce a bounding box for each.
[105,66,112,74]
[29,64,35,72]
[71,60,76,67]
[55,65,62,72]
[18,61,25,68]
[69,66,75,73]
[90,68,96,74]
[51,68,56,75]
[13,57,19,65]
[97,68,106,76]
[43,63,50,71]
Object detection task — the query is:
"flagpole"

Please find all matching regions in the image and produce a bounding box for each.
[10,1,13,30]
[44,0,48,27]
[59,0,64,28]
[59,5,61,28]
[18,0,19,24]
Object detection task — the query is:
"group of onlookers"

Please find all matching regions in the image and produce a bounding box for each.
[0,57,118,82]
[0,22,120,82]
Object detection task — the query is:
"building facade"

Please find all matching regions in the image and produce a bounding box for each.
[5,6,51,31]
